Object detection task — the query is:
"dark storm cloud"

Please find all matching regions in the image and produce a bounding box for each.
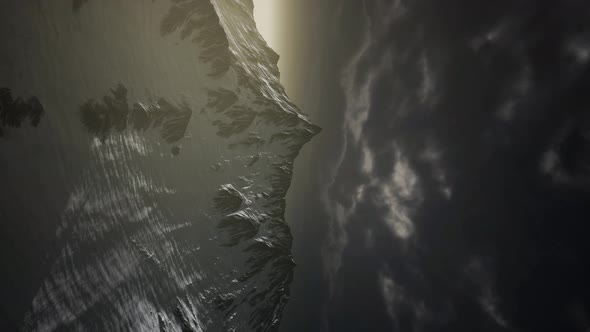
[322,0,590,331]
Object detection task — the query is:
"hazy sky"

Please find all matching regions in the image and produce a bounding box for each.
[253,0,301,100]
[249,1,373,331]
[252,0,278,50]
[251,0,312,102]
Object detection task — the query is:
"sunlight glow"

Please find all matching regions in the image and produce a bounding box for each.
[253,0,277,50]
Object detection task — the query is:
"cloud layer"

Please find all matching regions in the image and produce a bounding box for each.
[320,0,590,331]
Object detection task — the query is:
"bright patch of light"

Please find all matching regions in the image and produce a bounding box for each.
[252,0,277,49]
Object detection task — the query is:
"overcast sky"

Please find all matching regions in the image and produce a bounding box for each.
[256,1,590,331]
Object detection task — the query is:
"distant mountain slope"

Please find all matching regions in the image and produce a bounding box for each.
[0,1,319,331]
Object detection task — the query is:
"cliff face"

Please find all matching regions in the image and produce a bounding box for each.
[0,1,319,331]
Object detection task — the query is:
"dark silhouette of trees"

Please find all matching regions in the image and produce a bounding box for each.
[0,88,44,137]
[79,84,192,145]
